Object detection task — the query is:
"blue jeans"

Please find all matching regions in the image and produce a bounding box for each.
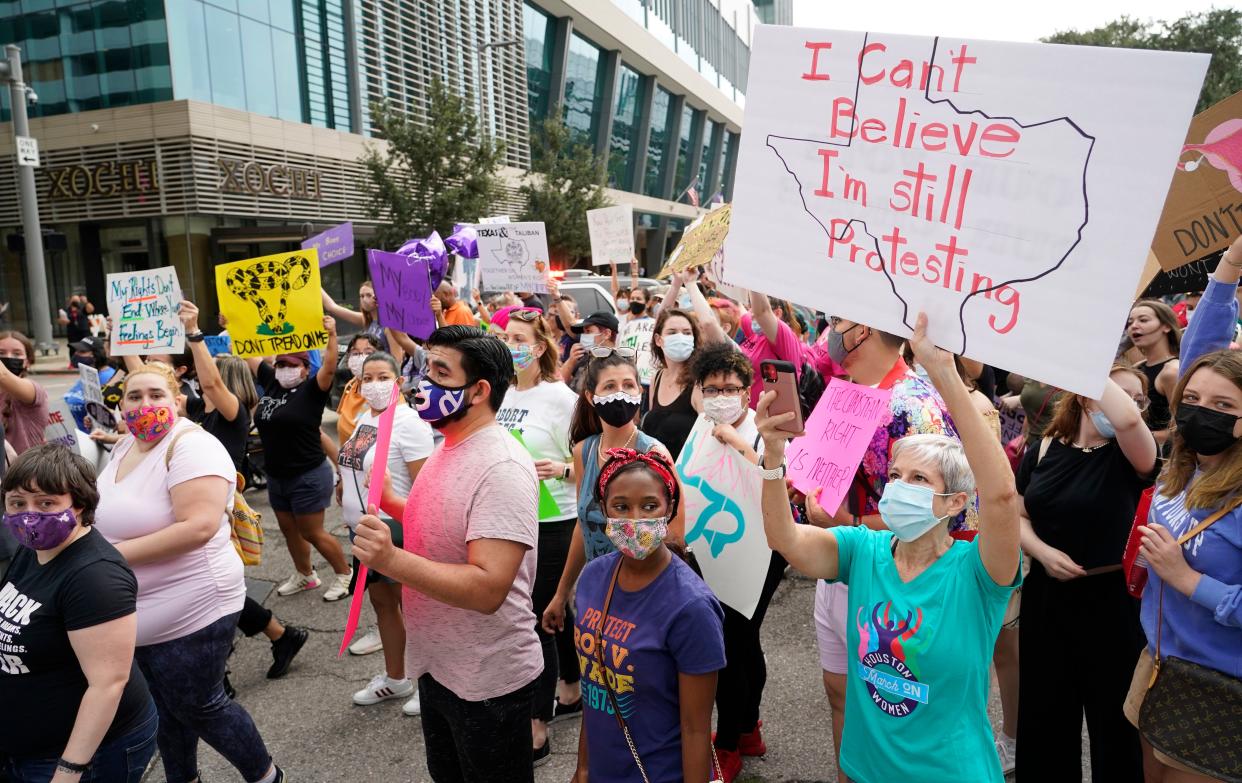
[8,702,158,782]
[134,612,273,783]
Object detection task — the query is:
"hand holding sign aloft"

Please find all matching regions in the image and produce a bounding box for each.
[353,505,396,574]
[178,300,200,332]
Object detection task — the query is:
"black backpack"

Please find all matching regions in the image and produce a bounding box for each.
[797,361,827,420]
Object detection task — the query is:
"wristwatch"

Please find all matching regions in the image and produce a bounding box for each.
[561,464,571,480]
[758,459,786,481]
[185,330,205,343]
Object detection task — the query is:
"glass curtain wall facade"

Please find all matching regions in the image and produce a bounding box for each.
[643,86,672,198]
[674,104,699,193]
[562,32,603,145]
[607,63,644,188]
[523,2,553,131]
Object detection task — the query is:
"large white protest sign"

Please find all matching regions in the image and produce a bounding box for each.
[676,417,767,618]
[586,205,635,266]
[476,222,550,294]
[724,26,1208,398]
[43,400,77,450]
[106,266,184,356]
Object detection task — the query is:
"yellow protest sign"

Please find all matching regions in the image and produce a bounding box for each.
[659,204,731,278]
[215,249,327,358]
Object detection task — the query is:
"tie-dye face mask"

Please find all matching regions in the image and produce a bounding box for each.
[605,516,669,560]
[123,404,176,442]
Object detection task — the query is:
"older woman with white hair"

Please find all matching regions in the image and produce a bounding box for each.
[757,313,1021,783]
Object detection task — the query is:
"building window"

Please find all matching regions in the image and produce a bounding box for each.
[523,2,553,127]
[563,32,603,145]
[643,86,672,198]
[721,130,739,200]
[607,63,644,189]
[674,104,700,194]
[699,119,720,196]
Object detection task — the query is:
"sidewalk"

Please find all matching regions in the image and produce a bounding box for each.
[30,338,75,375]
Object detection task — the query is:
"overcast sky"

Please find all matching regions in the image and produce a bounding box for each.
[792,0,1226,42]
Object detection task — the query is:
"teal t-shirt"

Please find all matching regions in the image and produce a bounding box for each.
[827,526,1020,783]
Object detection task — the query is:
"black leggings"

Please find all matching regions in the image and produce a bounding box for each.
[531,518,579,722]
[714,550,788,750]
[1016,565,1145,782]
[237,596,272,637]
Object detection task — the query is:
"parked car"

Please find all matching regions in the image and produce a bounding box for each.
[557,270,662,317]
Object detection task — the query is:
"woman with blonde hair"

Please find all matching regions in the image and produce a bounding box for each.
[1125,240,1242,783]
[94,362,286,783]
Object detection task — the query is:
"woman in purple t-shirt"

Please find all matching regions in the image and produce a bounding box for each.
[572,449,725,783]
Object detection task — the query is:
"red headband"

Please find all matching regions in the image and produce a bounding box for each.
[595,448,681,517]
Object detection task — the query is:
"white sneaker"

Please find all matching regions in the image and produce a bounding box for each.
[348,626,384,656]
[352,674,414,706]
[322,569,353,602]
[402,690,422,716]
[276,570,320,596]
[996,736,1016,775]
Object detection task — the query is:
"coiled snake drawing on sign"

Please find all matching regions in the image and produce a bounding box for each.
[225,254,312,335]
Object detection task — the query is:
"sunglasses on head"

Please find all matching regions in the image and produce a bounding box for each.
[589,346,637,360]
[509,309,542,322]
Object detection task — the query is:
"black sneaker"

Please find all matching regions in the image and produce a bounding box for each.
[273,765,287,782]
[533,738,551,768]
[267,626,309,679]
[550,696,583,724]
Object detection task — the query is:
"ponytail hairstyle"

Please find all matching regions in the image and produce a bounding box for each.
[569,353,641,445]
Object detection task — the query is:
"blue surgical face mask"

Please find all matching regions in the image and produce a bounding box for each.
[878,480,956,542]
[1089,409,1116,439]
[662,333,694,363]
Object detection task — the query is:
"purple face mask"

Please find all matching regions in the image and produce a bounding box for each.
[2,509,78,550]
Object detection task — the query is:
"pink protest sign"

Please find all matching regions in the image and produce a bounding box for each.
[338,382,401,657]
[785,378,892,509]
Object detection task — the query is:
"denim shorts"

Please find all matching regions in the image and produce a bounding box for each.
[266,459,334,514]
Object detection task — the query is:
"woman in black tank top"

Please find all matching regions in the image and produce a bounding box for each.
[1126,300,1181,440]
[644,309,702,460]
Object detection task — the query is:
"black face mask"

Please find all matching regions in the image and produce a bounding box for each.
[0,356,25,376]
[593,392,642,428]
[629,300,646,316]
[70,354,96,368]
[1175,403,1241,456]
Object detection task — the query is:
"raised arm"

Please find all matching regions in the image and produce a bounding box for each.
[180,301,240,422]
[1095,376,1156,475]
[749,289,780,344]
[1180,236,1242,373]
[910,313,1019,586]
[0,354,38,405]
[316,316,339,392]
[321,288,366,329]
[682,269,726,346]
[755,390,842,579]
[659,274,683,320]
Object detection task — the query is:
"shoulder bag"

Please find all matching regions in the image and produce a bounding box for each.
[1138,500,1242,782]
[596,558,722,783]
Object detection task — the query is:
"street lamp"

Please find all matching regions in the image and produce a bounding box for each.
[0,44,54,351]
[475,39,521,143]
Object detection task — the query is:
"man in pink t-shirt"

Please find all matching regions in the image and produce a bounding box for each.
[353,325,542,782]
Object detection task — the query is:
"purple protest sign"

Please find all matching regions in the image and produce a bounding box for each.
[367,249,436,339]
[302,222,355,267]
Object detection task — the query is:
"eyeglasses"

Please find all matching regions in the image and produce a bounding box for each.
[589,346,637,360]
[702,385,745,398]
[1132,396,1150,412]
[509,309,542,322]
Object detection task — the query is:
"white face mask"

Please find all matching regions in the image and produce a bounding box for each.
[703,395,744,425]
[616,299,629,313]
[580,333,597,350]
[347,354,365,378]
[274,366,303,389]
[361,380,394,411]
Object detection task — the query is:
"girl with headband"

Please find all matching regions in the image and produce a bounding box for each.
[570,448,725,783]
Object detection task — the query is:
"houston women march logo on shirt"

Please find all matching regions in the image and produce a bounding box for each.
[855,600,930,717]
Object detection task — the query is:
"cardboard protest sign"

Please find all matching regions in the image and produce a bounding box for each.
[785,379,893,505]
[106,266,184,356]
[676,416,767,618]
[476,222,550,294]
[366,249,436,340]
[43,401,77,450]
[302,222,354,268]
[724,27,1207,399]
[617,317,656,385]
[204,334,232,356]
[659,205,731,278]
[1150,91,1242,271]
[215,249,328,358]
[586,205,635,266]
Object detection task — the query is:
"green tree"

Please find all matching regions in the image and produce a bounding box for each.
[361,79,506,250]
[520,112,611,267]
[1043,9,1242,112]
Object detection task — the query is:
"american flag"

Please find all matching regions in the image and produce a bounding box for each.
[679,176,701,207]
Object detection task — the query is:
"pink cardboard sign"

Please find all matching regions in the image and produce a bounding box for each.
[785,378,892,509]
[338,382,401,657]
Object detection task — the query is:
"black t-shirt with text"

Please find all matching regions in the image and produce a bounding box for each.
[1017,438,1154,571]
[254,361,329,479]
[0,530,152,759]
[187,395,251,474]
